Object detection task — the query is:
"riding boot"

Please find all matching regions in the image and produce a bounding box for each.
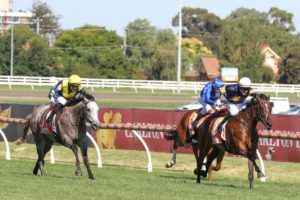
[217,114,232,133]
[191,112,203,128]
[187,112,204,144]
[46,103,63,125]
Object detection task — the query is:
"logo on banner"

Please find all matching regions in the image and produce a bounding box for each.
[96,111,122,149]
[0,106,12,129]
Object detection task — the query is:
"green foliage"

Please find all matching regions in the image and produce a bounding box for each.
[261,66,275,83]
[279,46,300,84]
[218,7,298,82]
[219,16,265,81]
[268,7,295,32]
[31,0,61,36]
[0,25,50,76]
[126,19,178,80]
[50,25,137,79]
[172,7,222,52]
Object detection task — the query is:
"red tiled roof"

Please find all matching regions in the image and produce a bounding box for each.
[201,56,220,79]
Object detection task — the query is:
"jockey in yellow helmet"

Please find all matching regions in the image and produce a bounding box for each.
[46,74,86,125]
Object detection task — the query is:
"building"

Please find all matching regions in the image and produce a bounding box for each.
[185,56,221,81]
[0,0,32,34]
[259,44,281,77]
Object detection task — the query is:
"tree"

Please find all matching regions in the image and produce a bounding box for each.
[261,66,275,83]
[0,24,50,76]
[218,16,265,82]
[278,46,300,84]
[51,25,137,79]
[172,7,222,52]
[268,7,295,32]
[126,19,179,80]
[218,7,299,82]
[31,0,61,41]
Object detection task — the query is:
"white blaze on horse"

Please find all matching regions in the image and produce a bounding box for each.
[16,94,100,180]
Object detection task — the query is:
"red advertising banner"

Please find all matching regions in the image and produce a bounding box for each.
[257,115,300,162]
[93,108,300,163]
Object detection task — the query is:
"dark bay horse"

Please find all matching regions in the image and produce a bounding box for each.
[164,109,225,181]
[196,94,272,189]
[16,94,100,179]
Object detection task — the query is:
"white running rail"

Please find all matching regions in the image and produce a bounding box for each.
[0,75,299,96]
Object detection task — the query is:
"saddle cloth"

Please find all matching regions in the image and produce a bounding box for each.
[39,104,57,134]
[211,117,228,144]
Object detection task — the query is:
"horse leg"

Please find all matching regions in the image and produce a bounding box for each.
[166,142,177,168]
[248,159,254,189]
[80,136,94,180]
[72,145,83,177]
[213,150,225,171]
[33,134,47,176]
[247,151,265,179]
[203,146,221,180]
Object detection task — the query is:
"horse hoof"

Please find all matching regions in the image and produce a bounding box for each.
[75,171,83,176]
[89,176,95,180]
[200,170,207,178]
[193,168,198,175]
[257,172,265,178]
[165,161,174,168]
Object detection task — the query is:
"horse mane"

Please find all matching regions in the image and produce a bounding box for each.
[65,93,95,107]
[85,93,95,101]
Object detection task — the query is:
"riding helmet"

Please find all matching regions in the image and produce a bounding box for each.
[238,77,251,88]
[69,74,81,84]
[212,77,224,88]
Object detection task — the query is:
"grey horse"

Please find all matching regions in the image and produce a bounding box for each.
[16,94,100,180]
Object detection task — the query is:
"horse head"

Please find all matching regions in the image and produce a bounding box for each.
[253,94,272,130]
[82,95,100,131]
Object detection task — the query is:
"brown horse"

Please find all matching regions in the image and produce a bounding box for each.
[195,94,272,189]
[16,94,100,179]
[164,109,225,180]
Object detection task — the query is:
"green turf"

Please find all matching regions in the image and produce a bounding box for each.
[0,142,299,200]
[0,85,299,109]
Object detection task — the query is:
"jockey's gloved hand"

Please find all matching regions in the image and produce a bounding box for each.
[75,92,84,100]
[214,99,222,107]
[245,96,254,103]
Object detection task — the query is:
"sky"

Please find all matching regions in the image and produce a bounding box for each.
[13,0,300,36]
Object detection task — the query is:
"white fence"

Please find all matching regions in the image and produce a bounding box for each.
[0,75,299,96]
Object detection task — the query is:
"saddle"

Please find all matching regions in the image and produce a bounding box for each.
[39,104,57,134]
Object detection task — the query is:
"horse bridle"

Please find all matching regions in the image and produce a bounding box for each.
[254,99,271,128]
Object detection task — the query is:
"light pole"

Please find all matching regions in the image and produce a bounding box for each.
[177,0,182,93]
[10,23,14,76]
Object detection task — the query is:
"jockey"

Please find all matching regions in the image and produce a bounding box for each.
[186,77,224,143]
[192,77,225,128]
[46,74,86,125]
[217,76,255,132]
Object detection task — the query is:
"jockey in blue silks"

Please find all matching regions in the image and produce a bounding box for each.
[46,74,86,125]
[186,77,224,143]
[192,77,224,126]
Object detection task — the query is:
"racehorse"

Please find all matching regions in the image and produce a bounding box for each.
[195,94,272,189]
[164,109,225,181]
[16,94,100,180]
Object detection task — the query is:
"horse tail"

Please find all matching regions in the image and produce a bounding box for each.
[15,119,30,145]
[164,130,178,140]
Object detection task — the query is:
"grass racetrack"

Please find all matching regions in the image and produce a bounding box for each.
[0,142,299,200]
[0,86,299,199]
